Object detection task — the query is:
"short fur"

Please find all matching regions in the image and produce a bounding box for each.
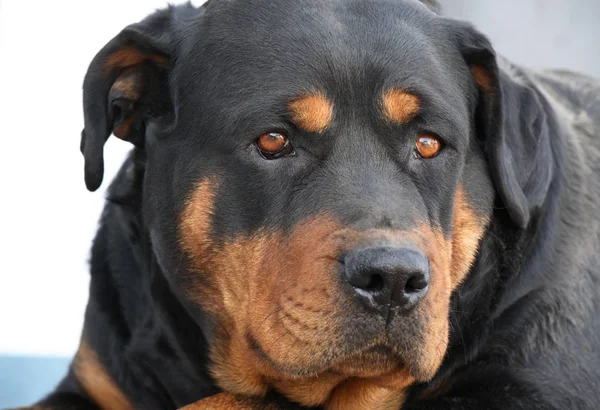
[16,0,600,409]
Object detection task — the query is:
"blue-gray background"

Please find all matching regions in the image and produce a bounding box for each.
[0,0,598,408]
[444,0,599,77]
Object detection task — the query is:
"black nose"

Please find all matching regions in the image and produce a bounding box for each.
[343,246,430,311]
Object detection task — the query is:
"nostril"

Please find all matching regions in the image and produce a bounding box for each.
[364,273,385,293]
[344,246,430,310]
[404,273,428,294]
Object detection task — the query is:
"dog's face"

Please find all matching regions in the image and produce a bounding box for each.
[81,0,503,406]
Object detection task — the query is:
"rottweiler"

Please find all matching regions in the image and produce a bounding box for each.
[16,0,600,409]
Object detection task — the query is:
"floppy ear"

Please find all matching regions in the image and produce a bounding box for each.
[452,22,556,228]
[80,10,175,191]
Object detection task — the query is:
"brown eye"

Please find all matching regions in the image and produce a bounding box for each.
[415,134,442,158]
[256,132,294,159]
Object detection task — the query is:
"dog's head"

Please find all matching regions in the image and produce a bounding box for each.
[80,0,553,407]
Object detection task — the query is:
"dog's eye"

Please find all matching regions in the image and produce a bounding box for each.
[415,134,442,159]
[256,132,295,159]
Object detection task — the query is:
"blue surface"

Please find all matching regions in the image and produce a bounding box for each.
[0,356,71,409]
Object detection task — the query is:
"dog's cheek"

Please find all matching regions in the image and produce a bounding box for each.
[247,216,349,370]
[179,184,351,397]
[178,178,268,395]
[208,216,351,397]
[178,178,226,315]
[450,184,490,289]
[409,184,490,380]
[204,232,286,397]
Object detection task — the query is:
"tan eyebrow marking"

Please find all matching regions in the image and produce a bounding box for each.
[382,89,420,124]
[289,93,334,133]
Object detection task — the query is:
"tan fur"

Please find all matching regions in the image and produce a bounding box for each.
[74,340,134,410]
[180,392,280,410]
[177,178,489,409]
[470,64,494,94]
[272,376,345,407]
[113,114,136,140]
[450,185,490,288]
[288,93,334,132]
[382,89,420,124]
[407,185,490,381]
[103,46,168,73]
[326,378,410,410]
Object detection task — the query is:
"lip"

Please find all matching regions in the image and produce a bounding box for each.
[247,333,403,379]
[246,333,333,377]
[329,344,403,377]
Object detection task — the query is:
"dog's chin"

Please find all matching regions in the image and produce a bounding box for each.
[251,334,438,383]
[329,345,403,377]
[321,343,440,382]
[236,332,444,407]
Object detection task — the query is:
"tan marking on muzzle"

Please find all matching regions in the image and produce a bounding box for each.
[180,182,393,404]
[179,179,344,397]
[177,180,489,409]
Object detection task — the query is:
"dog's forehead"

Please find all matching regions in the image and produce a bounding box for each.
[203,0,434,26]
[181,0,453,91]
[170,0,472,140]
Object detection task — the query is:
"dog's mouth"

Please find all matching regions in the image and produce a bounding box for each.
[239,333,417,407]
[248,332,405,380]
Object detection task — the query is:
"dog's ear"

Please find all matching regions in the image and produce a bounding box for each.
[81,9,176,191]
[451,22,555,228]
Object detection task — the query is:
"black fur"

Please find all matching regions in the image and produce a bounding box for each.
[20,0,600,409]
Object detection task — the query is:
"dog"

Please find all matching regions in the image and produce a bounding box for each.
[17,0,600,409]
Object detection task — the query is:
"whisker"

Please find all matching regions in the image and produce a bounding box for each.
[283,337,301,363]
[259,304,283,331]
[266,313,290,338]
[270,329,291,350]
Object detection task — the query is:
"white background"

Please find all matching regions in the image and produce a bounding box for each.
[0,0,598,357]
